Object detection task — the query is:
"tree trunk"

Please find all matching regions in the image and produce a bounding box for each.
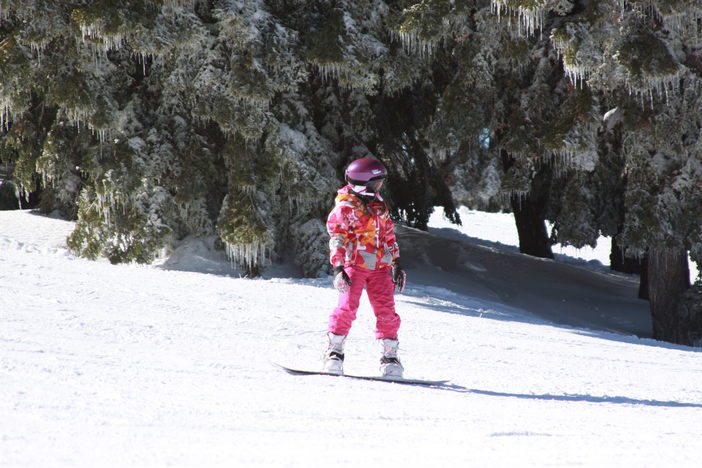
[610,238,648,299]
[648,247,691,344]
[638,255,649,301]
[610,237,644,273]
[500,150,554,260]
[510,194,554,259]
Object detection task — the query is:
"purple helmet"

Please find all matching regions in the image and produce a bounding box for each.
[344,157,387,185]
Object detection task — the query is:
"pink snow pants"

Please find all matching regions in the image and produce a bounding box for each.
[328,266,401,339]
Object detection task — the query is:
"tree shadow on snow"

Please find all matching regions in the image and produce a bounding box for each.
[395,226,702,354]
[400,290,702,355]
[434,384,702,408]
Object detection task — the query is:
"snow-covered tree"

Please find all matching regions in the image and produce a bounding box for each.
[548,0,702,344]
[397,0,702,345]
[0,0,457,276]
[398,1,601,258]
[3,0,701,344]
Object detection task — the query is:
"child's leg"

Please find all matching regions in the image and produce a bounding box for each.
[366,268,401,339]
[328,267,369,336]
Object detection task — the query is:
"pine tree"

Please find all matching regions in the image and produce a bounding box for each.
[0,0,457,276]
[548,0,702,343]
[396,0,702,344]
[3,0,701,344]
[398,1,600,257]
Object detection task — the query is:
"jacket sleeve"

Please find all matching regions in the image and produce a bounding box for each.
[383,216,401,262]
[326,201,352,268]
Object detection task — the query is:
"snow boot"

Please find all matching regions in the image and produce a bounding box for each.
[323,333,346,374]
[379,338,403,378]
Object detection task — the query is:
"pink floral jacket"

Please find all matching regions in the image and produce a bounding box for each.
[326,185,400,270]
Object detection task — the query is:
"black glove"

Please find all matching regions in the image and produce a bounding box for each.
[391,261,406,293]
[333,265,352,293]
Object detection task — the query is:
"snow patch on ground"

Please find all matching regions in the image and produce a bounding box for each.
[1,208,702,467]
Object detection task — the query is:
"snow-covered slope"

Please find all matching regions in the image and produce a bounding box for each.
[1,210,702,467]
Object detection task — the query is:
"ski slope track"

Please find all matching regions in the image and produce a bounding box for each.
[1,209,701,467]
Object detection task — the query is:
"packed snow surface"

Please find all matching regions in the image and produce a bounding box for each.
[1,208,702,467]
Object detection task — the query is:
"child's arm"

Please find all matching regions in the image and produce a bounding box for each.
[383,216,401,262]
[326,204,352,268]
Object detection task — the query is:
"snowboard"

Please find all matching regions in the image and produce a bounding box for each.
[274,363,449,387]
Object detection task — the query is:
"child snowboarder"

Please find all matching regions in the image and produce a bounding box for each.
[324,157,407,377]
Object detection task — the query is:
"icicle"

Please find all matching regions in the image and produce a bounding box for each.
[79,23,125,55]
[66,107,91,129]
[0,104,9,131]
[93,128,109,158]
[132,52,151,76]
[140,52,147,76]
[94,128,109,144]
[396,30,438,58]
[29,42,48,66]
[316,63,342,82]
[224,238,269,270]
[238,185,257,196]
[625,70,684,109]
[287,195,310,214]
[491,1,546,36]
[491,1,504,21]
[664,14,685,34]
